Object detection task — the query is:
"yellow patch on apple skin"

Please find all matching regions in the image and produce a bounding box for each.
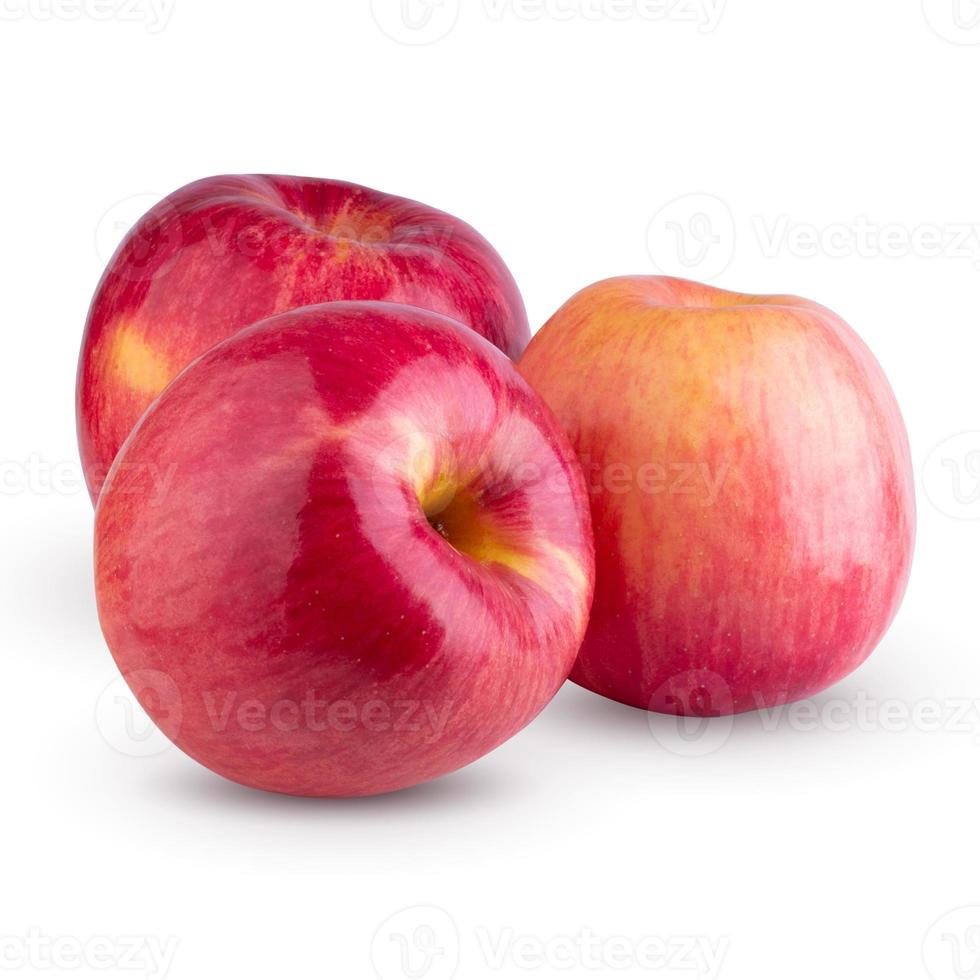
[324,202,393,246]
[109,324,171,396]
[385,417,586,590]
[461,535,538,582]
[421,484,535,580]
[418,472,457,515]
[423,486,590,593]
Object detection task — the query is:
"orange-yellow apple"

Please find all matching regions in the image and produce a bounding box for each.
[518,276,914,715]
[77,174,530,501]
[95,302,594,797]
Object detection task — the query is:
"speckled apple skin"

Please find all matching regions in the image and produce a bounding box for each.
[95,302,593,797]
[78,174,530,500]
[518,276,914,715]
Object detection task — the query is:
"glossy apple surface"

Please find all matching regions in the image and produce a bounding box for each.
[518,276,914,715]
[95,302,593,797]
[78,174,530,500]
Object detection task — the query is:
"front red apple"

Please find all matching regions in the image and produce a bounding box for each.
[518,276,914,715]
[78,174,530,501]
[95,302,593,797]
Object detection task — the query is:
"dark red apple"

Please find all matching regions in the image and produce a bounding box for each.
[95,302,594,796]
[518,276,914,715]
[78,174,530,500]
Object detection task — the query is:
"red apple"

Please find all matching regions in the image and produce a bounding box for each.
[78,174,530,501]
[518,276,914,715]
[95,302,594,797]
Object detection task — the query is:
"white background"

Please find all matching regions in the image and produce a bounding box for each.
[2,2,979,978]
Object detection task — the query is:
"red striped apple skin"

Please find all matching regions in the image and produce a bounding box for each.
[95,302,593,797]
[78,175,530,501]
[518,276,915,715]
